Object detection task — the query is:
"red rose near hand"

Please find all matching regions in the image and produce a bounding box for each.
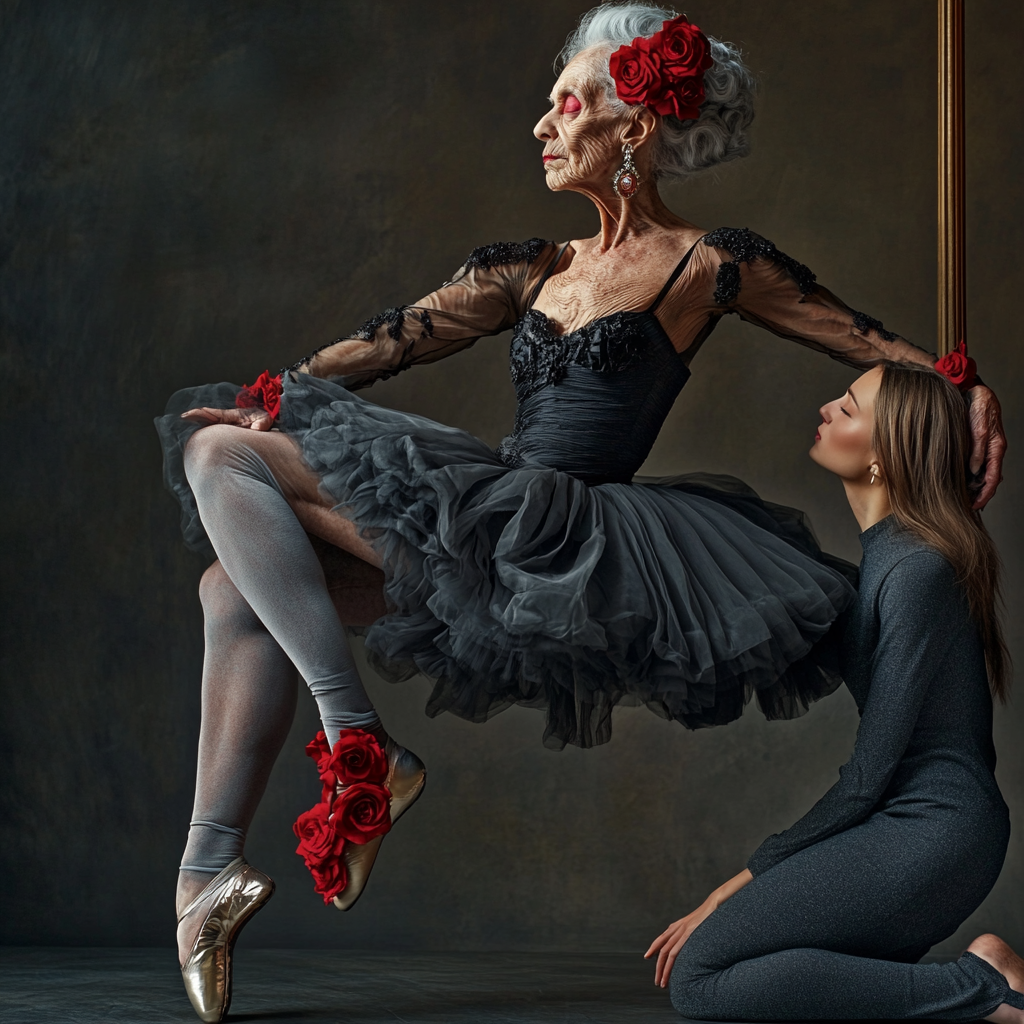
[935,341,977,390]
[293,801,344,867]
[331,782,392,845]
[609,40,664,107]
[236,370,283,420]
[654,16,712,81]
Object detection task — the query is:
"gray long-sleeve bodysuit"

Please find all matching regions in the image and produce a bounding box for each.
[670,515,1019,1021]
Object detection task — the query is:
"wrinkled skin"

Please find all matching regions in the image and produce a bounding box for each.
[186,45,1006,506]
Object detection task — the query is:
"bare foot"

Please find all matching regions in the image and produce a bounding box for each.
[968,933,1024,1024]
[175,870,214,967]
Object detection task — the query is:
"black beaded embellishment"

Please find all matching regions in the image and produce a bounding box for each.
[509,309,652,401]
[463,238,551,271]
[852,310,899,343]
[281,307,435,376]
[702,227,817,306]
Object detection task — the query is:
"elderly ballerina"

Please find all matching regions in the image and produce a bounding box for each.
[156,4,1006,1020]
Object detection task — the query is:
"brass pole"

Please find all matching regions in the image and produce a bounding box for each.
[937,0,965,356]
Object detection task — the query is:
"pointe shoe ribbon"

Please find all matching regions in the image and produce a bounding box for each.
[178,857,275,1023]
[294,730,426,911]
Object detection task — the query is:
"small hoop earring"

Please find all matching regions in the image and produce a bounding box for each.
[612,143,641,200]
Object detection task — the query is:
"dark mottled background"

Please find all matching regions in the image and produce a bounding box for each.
[1,0,1021,955]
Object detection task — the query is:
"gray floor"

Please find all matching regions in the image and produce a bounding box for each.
[0,948,684,1024]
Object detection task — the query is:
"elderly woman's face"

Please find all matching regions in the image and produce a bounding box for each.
[534,49,627,194]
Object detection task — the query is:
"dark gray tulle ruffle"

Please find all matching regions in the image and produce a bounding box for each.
[156,374,856,749]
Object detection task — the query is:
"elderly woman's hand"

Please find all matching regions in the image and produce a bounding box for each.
[180,406,275,430]
[966,385,1006,510]
[644,868,753,988]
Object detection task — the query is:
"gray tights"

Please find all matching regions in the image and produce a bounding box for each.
[179,425,382,875]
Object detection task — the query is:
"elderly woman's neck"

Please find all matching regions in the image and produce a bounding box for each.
[581,184,689,250]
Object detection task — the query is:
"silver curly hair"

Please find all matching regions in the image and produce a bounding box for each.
[556,3,756,182]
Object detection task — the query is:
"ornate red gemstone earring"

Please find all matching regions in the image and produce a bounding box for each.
[612,143,641,200]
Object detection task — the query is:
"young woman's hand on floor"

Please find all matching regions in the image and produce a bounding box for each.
[645,868,753,988]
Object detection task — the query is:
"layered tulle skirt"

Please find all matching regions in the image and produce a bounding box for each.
[157,375,856,748]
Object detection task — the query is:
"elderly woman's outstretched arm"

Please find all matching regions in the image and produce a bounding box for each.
[699,228,1006,508]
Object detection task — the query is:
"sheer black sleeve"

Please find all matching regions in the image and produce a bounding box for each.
[701,228,936,371]
[284,239,560,390]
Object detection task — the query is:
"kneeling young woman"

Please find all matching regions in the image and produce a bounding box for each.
[648,360,1023,1022]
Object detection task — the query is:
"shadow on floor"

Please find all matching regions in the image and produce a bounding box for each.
[0,948,683,1024]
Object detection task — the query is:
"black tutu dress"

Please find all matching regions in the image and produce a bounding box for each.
[158,231,926,748]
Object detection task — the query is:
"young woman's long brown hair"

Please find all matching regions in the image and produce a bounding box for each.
[874,361,1010,701]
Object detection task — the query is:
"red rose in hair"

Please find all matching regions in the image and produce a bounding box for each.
[653,16,712,81]
[934,341,978,390]
[609,15,710,121]
[236,370,282,420]
[650,74,706,121]
[322,730,389,787]
[292,801,344,868]
[609,39,664,107]
[308,856,348,904]
[331,782,392,845]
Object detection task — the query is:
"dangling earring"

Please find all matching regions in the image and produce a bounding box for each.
[869,468,878,485]
[612,143,641,199]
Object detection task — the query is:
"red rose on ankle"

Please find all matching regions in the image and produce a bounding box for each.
[293,801,344,867]
[609,40,664,108]
[935,341,978,390]
[322,730,389,787]
[305,731,332,765]
[308,856,348,904]
[331,782,392,845]
[653,16,712,82]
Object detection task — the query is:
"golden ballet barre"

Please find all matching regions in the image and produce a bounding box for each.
[937,0,964,357]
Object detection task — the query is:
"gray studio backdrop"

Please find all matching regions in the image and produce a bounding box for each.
[2,0,1021,954]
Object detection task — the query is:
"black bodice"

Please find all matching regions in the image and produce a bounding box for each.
[495,308,691,484]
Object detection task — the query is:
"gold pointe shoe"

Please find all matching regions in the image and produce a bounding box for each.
[332,741,426,912]
[178,857,274,1023]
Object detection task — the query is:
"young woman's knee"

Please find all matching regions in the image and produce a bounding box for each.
[668,942,718,1020]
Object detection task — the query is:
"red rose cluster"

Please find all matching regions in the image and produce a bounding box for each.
[934,340,978,392]
[608,14,713,122]
[236,369,283,421]
[293,729,392,903]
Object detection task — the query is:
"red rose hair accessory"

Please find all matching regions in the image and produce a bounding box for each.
[608,14,713,121]
[236,369,283,421]
[934,341,978,392]
[293,729,392,905]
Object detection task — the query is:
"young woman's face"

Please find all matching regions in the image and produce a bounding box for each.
[533,49,624,193]
[809,366,883,480]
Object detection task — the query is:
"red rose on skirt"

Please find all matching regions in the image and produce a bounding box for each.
[293,801,344,867]
[934,341,977,390]
[653,16,712,81]
[308,856,348,904]
[323,730,389,786]
[331,782,392,845]
[609,39,664,107]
